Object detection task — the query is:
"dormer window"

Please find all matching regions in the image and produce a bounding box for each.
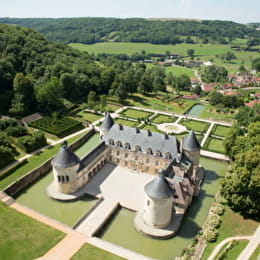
[146,148,153,155]
[124,142,131,149]
[116,141,122,147]
[155,150,161,157]
[165,152,172,159]
[135,145,141,152]
[108,139,114,145]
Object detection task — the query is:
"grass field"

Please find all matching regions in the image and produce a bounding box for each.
[0,202,65,260]
[69,42,260,73]
[179,119,210,133]
[211,124,231,138]
[203,137,225,154]
[71,243,125,260]
[151,114,178,124]
[202,207,258,260]
[115,118,139,127]
[120,108,153,119]
[0,131,88,190]
[76,111,103,122]
[140,124,162,133]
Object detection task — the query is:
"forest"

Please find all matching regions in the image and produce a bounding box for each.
[0,17,259,45]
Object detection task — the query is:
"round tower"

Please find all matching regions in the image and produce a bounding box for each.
[100,112,114,137]
[51,141,80,194]
[182,130,201,166]
[143,174,174,228]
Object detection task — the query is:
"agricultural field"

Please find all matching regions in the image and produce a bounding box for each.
[179,119,210,133]
[29,117,83,137]
[70,42,260,73]
[203,137,225,154]
[0,202,65,260]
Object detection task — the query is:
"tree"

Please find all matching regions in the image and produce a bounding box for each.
[87,90,96,109]
[100,95,107,111]
[252,57,260,72]
[201,65,228,83]
[187,49,195,58]
[209,91,223,106]
[174,74,191,91]
[193,85,202,95]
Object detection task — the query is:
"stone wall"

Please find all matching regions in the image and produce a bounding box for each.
[4,129,96,197]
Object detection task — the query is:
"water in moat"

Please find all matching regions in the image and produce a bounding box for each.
[186,104,205,116]
[99,157,228,260]
[16,133,100,226]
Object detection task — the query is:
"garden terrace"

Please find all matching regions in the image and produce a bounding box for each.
[211,124,231,138]
[114,118,139,127]
[119,108,153,120]
[203,137,225,154]
[151,114,178,124]
[75,111,103,123]
[29,117,83,138]
[0,202,65,260]
[179,119,210,133]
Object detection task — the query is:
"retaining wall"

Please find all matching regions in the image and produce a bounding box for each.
[4,129,96,197]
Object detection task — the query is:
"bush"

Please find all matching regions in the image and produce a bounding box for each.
[0,145,15,169]
[212,204,225,216]
[204,228,219,242]
[208,214,222,228]
[0,132,12,148]
[0,118,18,130]
[17,131,47,153]
[5,126,27,137]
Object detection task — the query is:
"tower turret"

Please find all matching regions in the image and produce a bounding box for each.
[100,112,114,136]
[182,131,200,166]
[51,141,80,194]
[143,173,174,228]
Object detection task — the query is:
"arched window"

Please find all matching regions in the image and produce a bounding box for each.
[61,176,65,182]
[66,176,69,182]
[58,176,61,182]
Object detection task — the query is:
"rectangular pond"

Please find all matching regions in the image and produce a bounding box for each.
[99,157,228,260]
[15,133,100,226]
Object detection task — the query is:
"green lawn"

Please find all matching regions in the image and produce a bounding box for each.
[120,108,153,120]
[203,137,225,154]
[115,118,139,127]
[151,114,178,124]
[249,245,260,260]
[140,124,162,133]
[214,240,248,260]
[76,111,103,122]
[212,125,231,138]
[202,208,259,260]
[0,131,88,190]
[0,202,65,260]
[128,93,196,114]
[71,243,125,260]
[70,42,260,73]
[179,119,210,133]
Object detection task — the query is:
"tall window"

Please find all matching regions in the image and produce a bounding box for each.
[66,176,69,182]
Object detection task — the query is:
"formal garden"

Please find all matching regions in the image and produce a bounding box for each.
[29,116,83,138]
[119,108,153,120]
[179,118,210,133]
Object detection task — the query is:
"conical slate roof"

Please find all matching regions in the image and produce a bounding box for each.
[100,112,114,132]
[52,141,80,168]
[183,131,201,151]
[145,174,174,200]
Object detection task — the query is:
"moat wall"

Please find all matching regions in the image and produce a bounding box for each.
[4,129,96,197]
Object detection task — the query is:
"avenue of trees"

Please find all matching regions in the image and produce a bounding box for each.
[222,106,260,221]
[0,17,258,45]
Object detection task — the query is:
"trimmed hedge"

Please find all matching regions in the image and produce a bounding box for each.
[0,159,27,180]
[29,117,83,137]
[17,131,47,153]
[0,145,15,169]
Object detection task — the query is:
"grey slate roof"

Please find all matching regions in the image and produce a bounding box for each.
[145,174,174,199]
[103,124,179,159]
[183,131,201,151]
[52,141,80,169]
[100,112,114,131]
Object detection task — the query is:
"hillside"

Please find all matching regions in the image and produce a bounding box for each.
[0,17,259,44]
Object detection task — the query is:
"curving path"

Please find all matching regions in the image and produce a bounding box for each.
[207,236,251,260]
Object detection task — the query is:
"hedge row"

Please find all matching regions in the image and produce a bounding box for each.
[0,159,27,180]
[29,117,83,137]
